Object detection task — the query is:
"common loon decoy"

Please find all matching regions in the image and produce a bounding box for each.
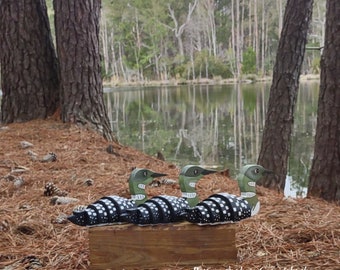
[67,168,166,226]
[121,165,218,225]
[183,164,272,225]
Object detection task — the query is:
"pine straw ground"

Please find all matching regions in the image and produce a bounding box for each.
[0,119,339,270]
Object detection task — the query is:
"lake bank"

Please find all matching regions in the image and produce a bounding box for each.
[103,74,320,88]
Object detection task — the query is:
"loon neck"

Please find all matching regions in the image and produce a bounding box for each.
[238,176,259,216]
[240,190,259,216]
[129,182,147,205]
[180,179,199,207]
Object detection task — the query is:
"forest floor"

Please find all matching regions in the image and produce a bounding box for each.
[0,119,339,270]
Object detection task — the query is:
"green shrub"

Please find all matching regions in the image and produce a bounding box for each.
[242,47,256,74]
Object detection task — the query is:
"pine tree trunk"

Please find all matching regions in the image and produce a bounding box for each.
[257,0,313,192]
[308,0,340,202]
[53,0,115,141]
[0,0,59,123]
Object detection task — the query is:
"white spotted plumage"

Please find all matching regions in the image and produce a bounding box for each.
[184,193,252,225]
[68,195,136,226]
[121,195,190,225]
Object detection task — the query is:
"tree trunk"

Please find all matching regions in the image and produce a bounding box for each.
[278,0,284,37]
[308,0,340,203]
[254,0,259,73]
[0,0,59,123]
[235,0,241,79]
[230,0,236,77]
[101,17,110,76]
[257,0,313,192]
[260,0,265,76]
[53,0,114,141]
[168,0,198,58]
[248,1,252,49]
[204,0,217,57]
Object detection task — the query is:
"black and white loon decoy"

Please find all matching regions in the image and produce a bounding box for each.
[67,168,166,226]
[120,165,218,225]
[183,164,272,225]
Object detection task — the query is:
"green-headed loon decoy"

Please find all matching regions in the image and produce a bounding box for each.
[67,168,167,226]
[121,165,218,225]
[183,164,272,225]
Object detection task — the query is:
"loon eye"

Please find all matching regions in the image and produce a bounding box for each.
[254,168,260,174]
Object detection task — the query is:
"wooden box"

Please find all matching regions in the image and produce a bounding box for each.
[89,222,237,270]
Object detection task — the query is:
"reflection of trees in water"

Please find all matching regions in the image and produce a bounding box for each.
[289,82,319,191]
[105,84,268,170]
[105,82,318,189]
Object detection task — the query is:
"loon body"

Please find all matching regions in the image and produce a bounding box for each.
[67,168,166,226]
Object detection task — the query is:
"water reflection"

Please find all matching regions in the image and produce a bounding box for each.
[0,82,318,197]
[105,82,319,197]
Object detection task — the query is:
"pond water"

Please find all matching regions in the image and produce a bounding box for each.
[104,82,319,198]
[0,82,319,197]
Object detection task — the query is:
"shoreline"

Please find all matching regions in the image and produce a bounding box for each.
[0,74,321,95]
[103,74,320,88]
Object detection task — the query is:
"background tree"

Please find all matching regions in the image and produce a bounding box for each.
[257,0,314,191]
[0,0,59,123]
[53,0,114,141]
[167,0,198,58]
[308,0,340,202]
[94,0,326,82]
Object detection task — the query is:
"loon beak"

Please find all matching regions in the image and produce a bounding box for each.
[263,169,274,175]
[151,172,167,178]
[201,168,218,175]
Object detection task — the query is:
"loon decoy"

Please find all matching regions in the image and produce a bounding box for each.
[67,168,166,226]
[121,165,218,225]
[183,164,272,225]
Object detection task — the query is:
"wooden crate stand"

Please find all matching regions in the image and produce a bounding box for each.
[89,222,237,269]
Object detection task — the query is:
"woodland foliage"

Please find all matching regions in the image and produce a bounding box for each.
[44,0,326,82]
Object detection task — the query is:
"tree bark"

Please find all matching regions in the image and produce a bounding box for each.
[257,0,313,191]
[0,0,59,123]
[308,0,340,202]
[54,0,114,141]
